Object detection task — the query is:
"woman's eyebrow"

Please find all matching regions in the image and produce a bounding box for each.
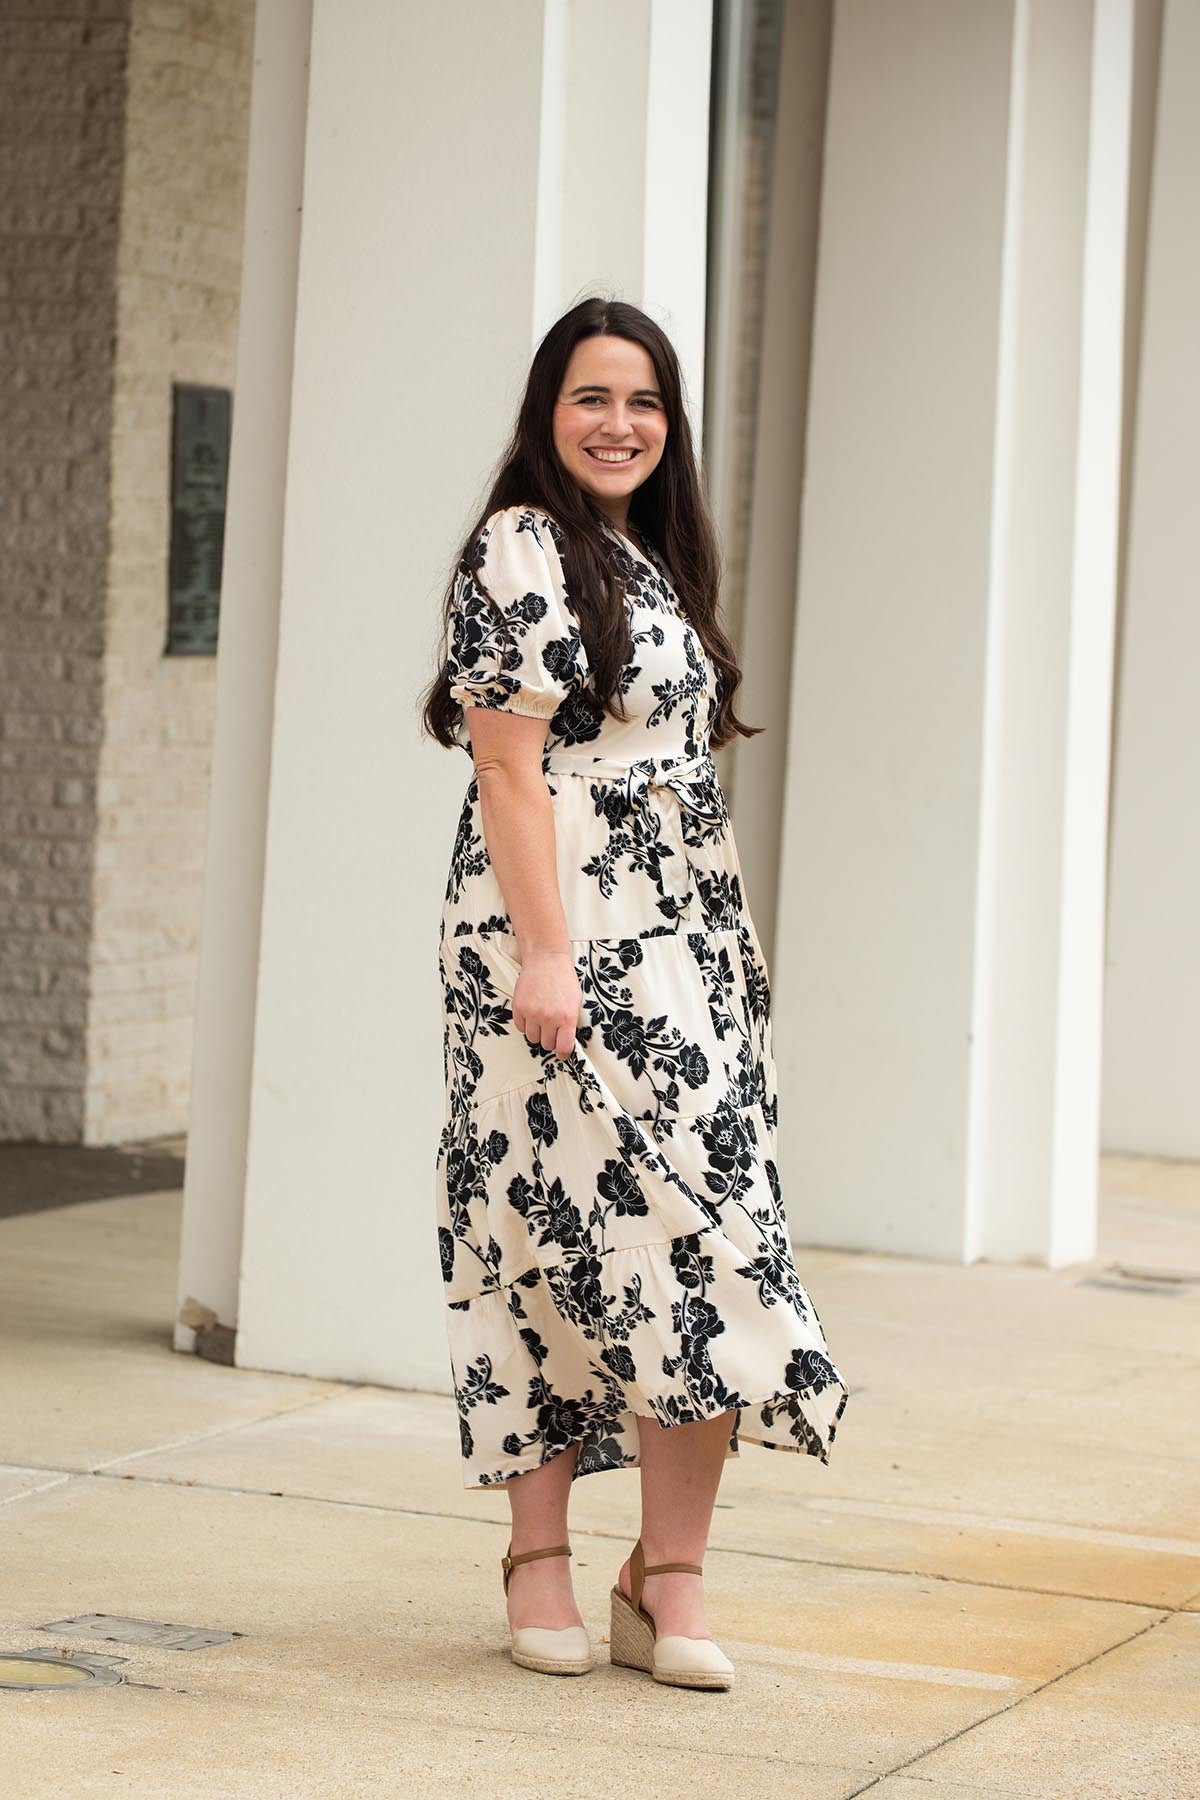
[566,383,662,398]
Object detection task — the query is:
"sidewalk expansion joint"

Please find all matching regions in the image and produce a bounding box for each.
[839,1610,1175,1798]
[90,1383,369,1476]
[69,1470,1195,1613]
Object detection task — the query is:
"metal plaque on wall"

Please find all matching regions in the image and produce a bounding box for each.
[166,383,232,655]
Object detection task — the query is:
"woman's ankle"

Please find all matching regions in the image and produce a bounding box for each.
[635,1537,708,1570]
[507,1533,572,1562]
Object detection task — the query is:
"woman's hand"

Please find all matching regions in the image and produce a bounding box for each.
[464,712,579,1059]
[512,949,581,1060]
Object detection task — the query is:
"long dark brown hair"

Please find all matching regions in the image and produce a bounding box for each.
[419,296,761,752]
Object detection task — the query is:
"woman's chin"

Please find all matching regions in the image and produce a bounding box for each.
[576,464,644,499]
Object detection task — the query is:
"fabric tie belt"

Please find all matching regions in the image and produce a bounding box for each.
[541,749,716,819]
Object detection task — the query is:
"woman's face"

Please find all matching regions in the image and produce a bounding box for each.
[552,335,668,521]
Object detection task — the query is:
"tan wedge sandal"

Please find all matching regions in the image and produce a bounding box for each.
[501,1543,594,1675]
[609,1538,735,1690]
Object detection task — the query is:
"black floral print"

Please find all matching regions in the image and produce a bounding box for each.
[435,504,849,1487]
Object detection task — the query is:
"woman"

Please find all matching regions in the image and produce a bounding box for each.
[421,297,849,1691]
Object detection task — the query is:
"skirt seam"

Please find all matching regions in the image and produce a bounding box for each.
[445,1215,785,1308]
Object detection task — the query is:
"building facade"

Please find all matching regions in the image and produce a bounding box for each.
[1,2,1195,1393]
[0,0,254,1143]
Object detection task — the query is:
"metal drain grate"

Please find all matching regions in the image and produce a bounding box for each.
[38,1614,242,1652]
[1076,1275,1184,1296]
[1113,1263,1200,1285]
[1075,1261,1199,1296]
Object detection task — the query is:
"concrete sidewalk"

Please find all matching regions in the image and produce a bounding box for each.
[2,1156,1198,1799]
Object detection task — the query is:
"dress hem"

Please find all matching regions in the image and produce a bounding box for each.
[458,1376,850,1491]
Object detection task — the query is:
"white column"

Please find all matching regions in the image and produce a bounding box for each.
[733,0,831,962]
[1102,0,1200,1157]
[555,0,711,441]
[641,0,712,444]
[773,0,1132,1267]
[232,0,550,1385]
[1040,0,1135,1263]
[174,0,312,1351]
[230,0,713,1384]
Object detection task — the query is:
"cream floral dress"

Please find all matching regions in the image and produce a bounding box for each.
[435,503,849,1488]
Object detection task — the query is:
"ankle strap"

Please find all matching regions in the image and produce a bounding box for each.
[501,1542,571,1595]
[630,1539,703,1614]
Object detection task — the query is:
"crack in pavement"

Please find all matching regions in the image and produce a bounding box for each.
[840,1610,1175,1798]
[6,1462,1192,1617]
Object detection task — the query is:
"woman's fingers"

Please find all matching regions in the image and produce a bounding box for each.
[511,971,580,1061]
[533,1011,576,1057]
[512,1009,574,1056]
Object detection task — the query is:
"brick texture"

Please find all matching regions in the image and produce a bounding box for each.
[0,3,130,1140]
[84,0,253,1144]
[0,0,254,1143]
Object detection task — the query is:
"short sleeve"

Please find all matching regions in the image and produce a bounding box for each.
[446,506,589,723]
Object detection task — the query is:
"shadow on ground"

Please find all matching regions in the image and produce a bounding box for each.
[0,1137,185,1219]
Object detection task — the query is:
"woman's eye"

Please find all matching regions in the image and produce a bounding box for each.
[574,395,659,408]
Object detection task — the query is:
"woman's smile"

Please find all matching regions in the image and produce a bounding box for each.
[584,446,642,465]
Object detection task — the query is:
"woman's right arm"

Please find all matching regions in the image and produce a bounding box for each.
[466,705,581,1061]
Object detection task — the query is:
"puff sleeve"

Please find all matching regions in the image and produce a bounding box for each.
[446,506,589,723]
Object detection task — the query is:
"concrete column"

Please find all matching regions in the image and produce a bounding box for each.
[773,0,1132,1266]
[732,0,831,963]
[1102,0,1200,1157]
[557,0,711,439]
[229,0,712,1384]
[231,0,548,1385]
[641,0,712,440]
[174,0,312,1352]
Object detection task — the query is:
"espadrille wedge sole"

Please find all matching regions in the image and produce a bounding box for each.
[608,1540,734,1690]
[502,1543,593,1676]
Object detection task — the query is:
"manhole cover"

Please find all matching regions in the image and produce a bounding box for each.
[0,1652,124,1691]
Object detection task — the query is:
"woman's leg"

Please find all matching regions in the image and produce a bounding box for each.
[617,1408,735,1639]
[504,1440,584,1630]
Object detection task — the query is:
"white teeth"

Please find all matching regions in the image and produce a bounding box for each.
[588,448,637,462]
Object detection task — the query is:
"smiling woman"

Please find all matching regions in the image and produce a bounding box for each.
[419,296,849,1690]
[552,340,669,506]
